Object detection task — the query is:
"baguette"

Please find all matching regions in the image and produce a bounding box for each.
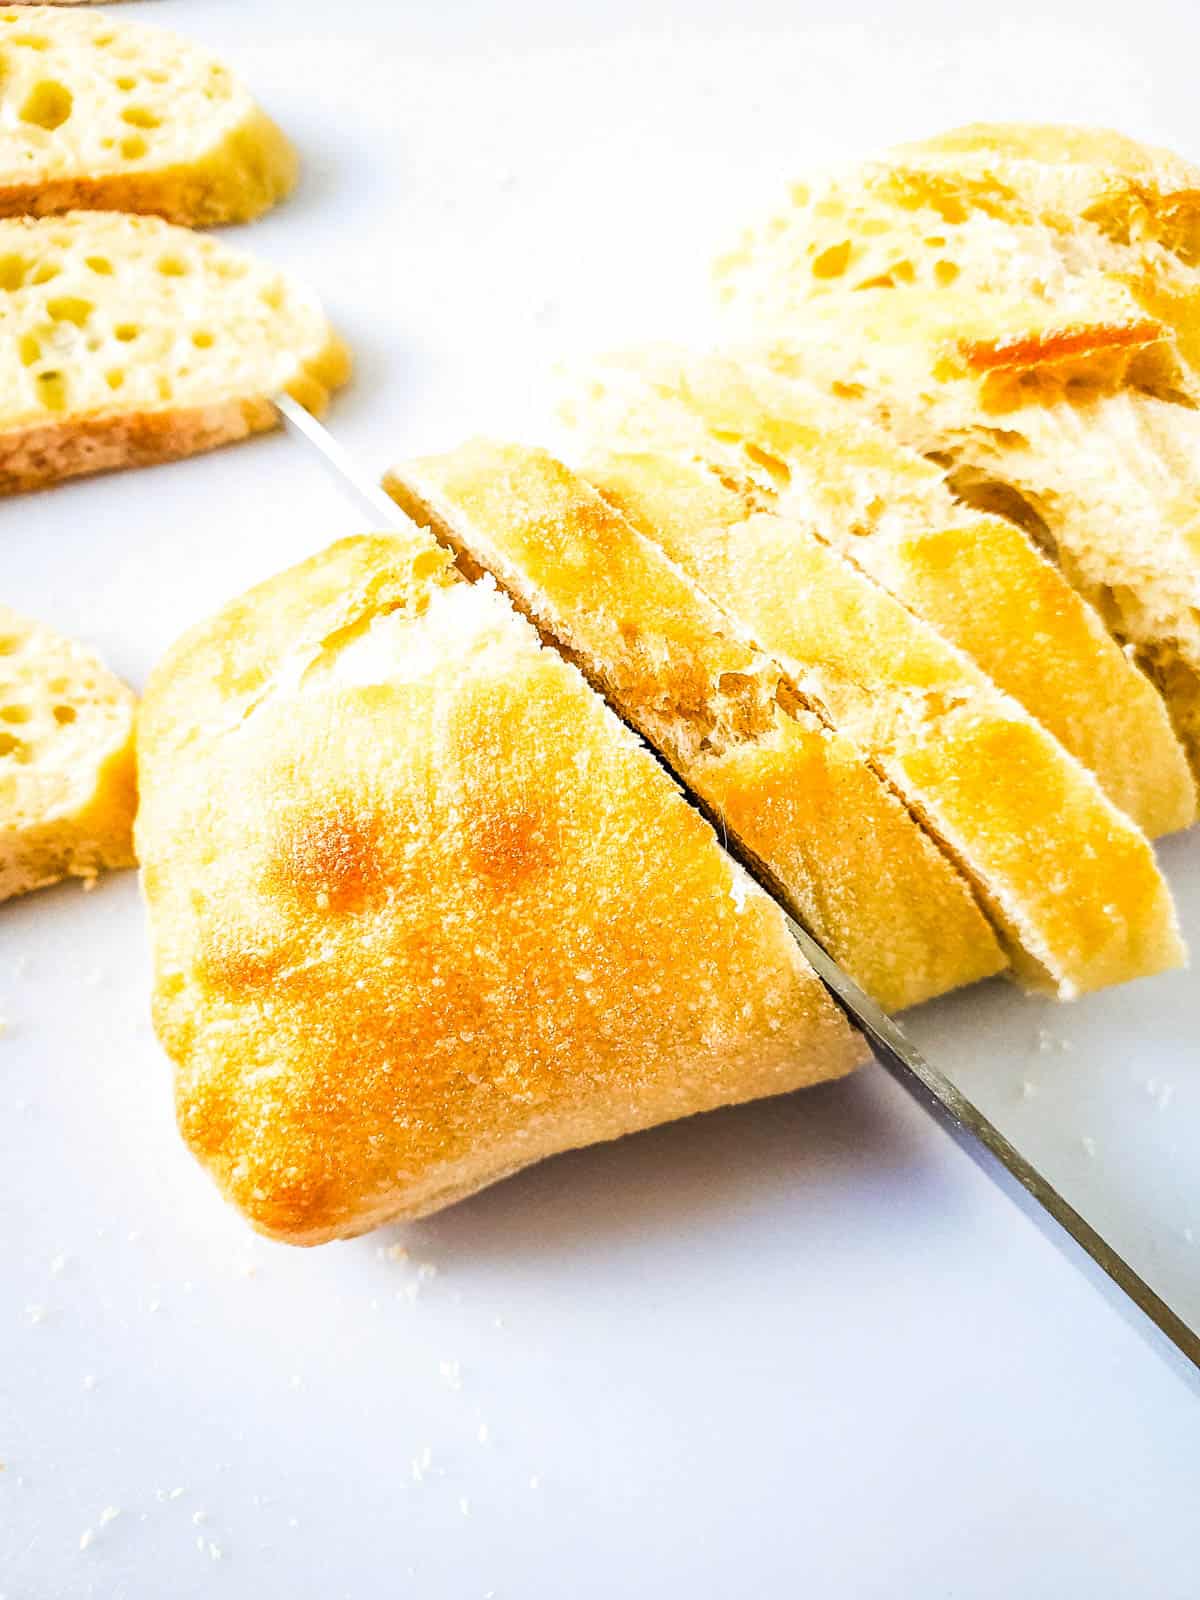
[0,8,296,225]
[0,605,136,901]
[386,442,1004,1013]
[136,531,865,1243]
[0,211,349,494]
[563,351,1195,838]
[577,446,1184,998]
[751,285,1200,777]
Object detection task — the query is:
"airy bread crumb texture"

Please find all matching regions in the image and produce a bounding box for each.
[0,604,136,902]
[0,7,296,224]
[0,210,349,493]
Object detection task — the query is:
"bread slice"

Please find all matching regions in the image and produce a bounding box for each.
[0,8,296,225]
[753,285,1200,778]
[136,531,865,1243]
[562,351,1195,839]
[0,211,349,494]
[715,123,1200,375]
[0,605,136,901]
[574,446,1184,998]
[386,442,1004,1013]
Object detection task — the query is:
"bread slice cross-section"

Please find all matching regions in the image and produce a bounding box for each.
[386,441,1005,1013]
[0,211,349,494]
[752,284,1200,780]
[0,7,296,225]
[0,605,136,901]
[569,444,1183,999]
[135,531,865,1242]
[562,351,1195,839]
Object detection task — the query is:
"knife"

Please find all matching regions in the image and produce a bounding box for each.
[273,392,1200,1386]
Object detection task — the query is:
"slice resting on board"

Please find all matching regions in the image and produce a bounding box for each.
[0,605,136,902]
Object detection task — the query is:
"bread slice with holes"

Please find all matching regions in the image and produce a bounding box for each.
[565,443,1183,998]
[0,7,296,225]
[385,442,1004,1012]
[0,210,348,494]
[0,605,136,901]
[715,124,1200,375]
[751,284,1200,779]
[562,350,1196,839]
[136,531,865,1241]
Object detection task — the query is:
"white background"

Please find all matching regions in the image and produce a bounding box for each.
[3,0,1200,1595]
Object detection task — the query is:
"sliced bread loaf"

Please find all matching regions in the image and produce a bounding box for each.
[563,351,1195,838]
[136,531,864,1241]
[386,441,1004,1013]
[0,7,296,225]
[0,605,135,901]
[576,445,1184,998]
[0,210,349,494]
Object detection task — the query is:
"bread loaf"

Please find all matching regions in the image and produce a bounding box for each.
[0,605,135,901]
[0,211,349,494]
[0,8,296,225]
[562,350,1195,838]
[386,442,1004,1013]
[576,445,1184,999]
[136,532,865,1243]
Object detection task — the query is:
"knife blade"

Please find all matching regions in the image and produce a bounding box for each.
[273,392,1200,1386]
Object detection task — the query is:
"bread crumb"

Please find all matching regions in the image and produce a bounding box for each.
[385,1244,409,1263]
[49,1252,69,1277]
[82,1374,96,1391]
[477,1422,490,1445]
[98,1506,120,1527]
[208,1542,222,1562]
[529,1475,541,1490]
[25,1303,46,1326]
[410,1446,433,1484]
[79,1528,94,1552]
[438,1359,461,1390]
[459,1497,471,1517]
[192,1510,207,1526]
[81,876,98,894]
[169,1486,185,1500]
[1081,1135,1097,1159]
[1020,1079,1036,1100]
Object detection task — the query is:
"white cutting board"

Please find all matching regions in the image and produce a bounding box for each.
[3,1,1199,1596]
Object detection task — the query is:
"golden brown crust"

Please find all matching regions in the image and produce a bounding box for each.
[137,534,864,1244]
[387,441,1004,1012]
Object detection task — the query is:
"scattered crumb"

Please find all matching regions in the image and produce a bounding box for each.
[529,1475,541,1491]
[82,1375,96,1391]
[477,1422,490,1445]
[147,1298,161,1314]
[1081,1136,1097,1159]
[25,1304,46,1326]
[438,1359,461,1390]
[417,1262,438,1282]
[492,1316,506,1331]
[459,1497,471,1518]
[195,1535,206,1554]
[192,1511,207,1526]
[81,877,98,894]
[384,1244,409,1264]
[1020,1079,1036,1100]
[49,1253,69,1277]
[98,1507,120,1528]
[410,1446,433,1484]
[208,1542,222,1562]
[79,1529,94,1552]
[239,1262,258,1279]
[288,1517,299,1529]
[1184,1227,1195,1246]
[127,1230,141,1244]
[169,1487,185,1501]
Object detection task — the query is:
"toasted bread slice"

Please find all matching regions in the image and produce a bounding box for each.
[562,351,1195,838]
[0,211,349,494]
[754,285,1200,778]
[0,8,296,225]
[575,446,1183,998]
[386,442,1004,1013]
[0,605,136,901]
[136,532,864,1241]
